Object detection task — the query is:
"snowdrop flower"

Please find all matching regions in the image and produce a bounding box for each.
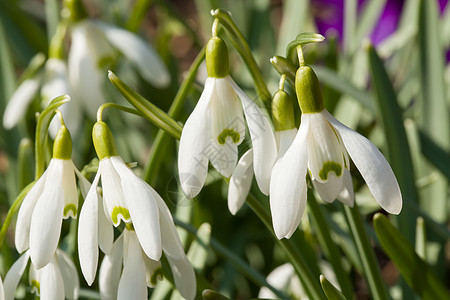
[78,121,196,300]
[99,227,196,300]
[3,249,79,300]
[15,124,90,268]
[68,19,170,120]
[270,65,402,239]
[178,35,277,199]
[227,89,296,215]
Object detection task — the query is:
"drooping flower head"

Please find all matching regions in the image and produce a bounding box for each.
[15,124,89,268]
[78,121,196,299]
[178,35,277,200]
[270,58,402,239]
[3,249,79,300]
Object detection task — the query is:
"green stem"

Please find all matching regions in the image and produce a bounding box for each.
[211,9,271,110]
[96,103,146,122]
[307,191,354,300]
[126,0,153,32]
[0,182,35,249]
[142,47,206,183]
[246,194,326,300]
[343,204,389,300]
[174,218,290,300]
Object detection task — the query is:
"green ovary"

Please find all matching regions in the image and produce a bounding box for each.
[217,129,240,145]
[111,206,131,225]
[63,204,77,217]
[31,280,40,294]
[319,161,342,181]
[150,268,164,285]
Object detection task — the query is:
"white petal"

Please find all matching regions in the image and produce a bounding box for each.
[209,78,245,146]
[28,263,39,295]
[312,173,344,203]
[100,158,128,225]
[15,173,47,253]
[305,111,345,183]
[111,156,162,261]
[166,255,197,300]
[29,160,64,269]
[99,234,124,300]
[208,140,238,178]
[228,149,253,215]
[229,77,277,195]
[337,170,354,207]
[3,252,30,300]
[68,22,105,119]
[269,120,309,239]
[56,250,79,300]
[96,21,170,88]
[151,189,184,260]
[258,263,295,298]
[62,160,78,219]
[143,257,162,287]
[3,77,40,129]
[276,128,298,158]
[118,231,147,300]
[78,170,101,285]
[178,79,213,199]
[41,58,69,104]
[98,192,114,255]
[0,276,4,300]
[39,256,64,300]
[325,111,402,214]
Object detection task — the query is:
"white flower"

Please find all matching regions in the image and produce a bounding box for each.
[15,126,89,268]
[78,136,196,300]
[178,76,277,199]
[99,228,196,300]
[3,249,79,300]
[270,109,402,239]
[68,19,170,119]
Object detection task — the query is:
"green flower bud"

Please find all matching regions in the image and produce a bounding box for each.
[272,90,296,131]
[92,121,118,160]
[206,36,229,78]
[295,66,324,114]
[53,125,72,160]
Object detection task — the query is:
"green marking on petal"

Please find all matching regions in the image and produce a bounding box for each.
[111,206,130,225]
[217,129,240,145]
[125,222,135,231]
[319,161,342,181]
[342,153,349,169]
[150,267,164,286]
[31,279,40,294]
[63,204,77,217]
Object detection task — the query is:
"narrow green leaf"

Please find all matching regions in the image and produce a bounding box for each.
[367,44,418,241]
[343,204,389,300]
[373,213,450,300]
[275,0,309,55]
[415,217,426,259]
[320,275,347,300]
[418,130,450,180]
[270,55,296,86]
[18,138,34,190]
[354,0,386,46]
[108,71,182,140]
[126,0,153,32]
[343,0,357,53]
[35,94,70,178]
[45,0,60,44]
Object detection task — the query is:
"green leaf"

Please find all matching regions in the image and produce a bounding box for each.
[367,44,418,243]
[35,94,70,178]
[320,275,347,300]
[373,213,450,300]
[187,223,211,271]
[415,217,426,259]
[354,0,386,46]
[108,71,182,140]
[419,130,450,180]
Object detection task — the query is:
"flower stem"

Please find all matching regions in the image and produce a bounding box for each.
[96,103,146,122]
[125,0,153,32]
[211,9,271,111]
[0,181,35,249]
[343,204,389,300]
[246,194,326,300]
[307,191,354,299]
[142,47,206,183]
